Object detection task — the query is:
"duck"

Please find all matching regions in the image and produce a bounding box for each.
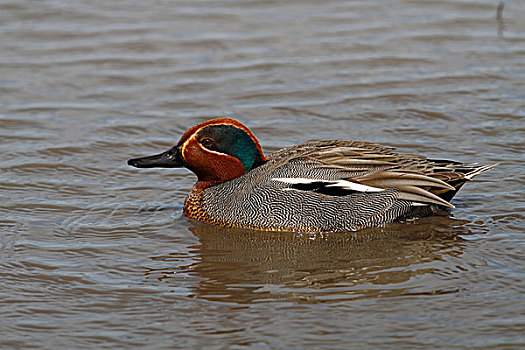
[127,117,495,233]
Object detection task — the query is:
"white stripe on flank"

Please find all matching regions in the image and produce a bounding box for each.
[272,178,384,193]
[272,177,316,184]
[325,179,384,192]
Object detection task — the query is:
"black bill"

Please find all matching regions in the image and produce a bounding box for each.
[127,146,183,168]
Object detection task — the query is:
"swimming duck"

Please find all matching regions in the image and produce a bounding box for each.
[128,118,495,232]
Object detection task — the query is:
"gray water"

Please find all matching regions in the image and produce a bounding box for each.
[1,0,524,349]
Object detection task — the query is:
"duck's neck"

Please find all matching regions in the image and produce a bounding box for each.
[193,180,220,190]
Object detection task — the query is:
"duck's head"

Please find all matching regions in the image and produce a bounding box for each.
[127,118,267,189]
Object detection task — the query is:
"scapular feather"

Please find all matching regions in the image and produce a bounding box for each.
[395,185,455,208]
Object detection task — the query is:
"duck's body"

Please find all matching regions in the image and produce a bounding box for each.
[128,118,495,233]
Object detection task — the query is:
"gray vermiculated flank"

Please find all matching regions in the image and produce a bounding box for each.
[201,141,417,232]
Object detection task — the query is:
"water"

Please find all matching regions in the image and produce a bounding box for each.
[1,0,524,348]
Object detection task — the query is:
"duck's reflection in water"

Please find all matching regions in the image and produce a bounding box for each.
[149,216,477,304]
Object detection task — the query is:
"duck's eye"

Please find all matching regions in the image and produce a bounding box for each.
[201,138,213,147]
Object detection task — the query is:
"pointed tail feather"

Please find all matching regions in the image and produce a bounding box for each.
[434,163,498,202]
[464,163,498,180]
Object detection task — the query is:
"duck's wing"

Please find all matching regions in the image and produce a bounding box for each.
[267,140,496,208]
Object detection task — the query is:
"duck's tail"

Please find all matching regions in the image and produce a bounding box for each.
[431,162,498,202]
[464,163,499,180]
